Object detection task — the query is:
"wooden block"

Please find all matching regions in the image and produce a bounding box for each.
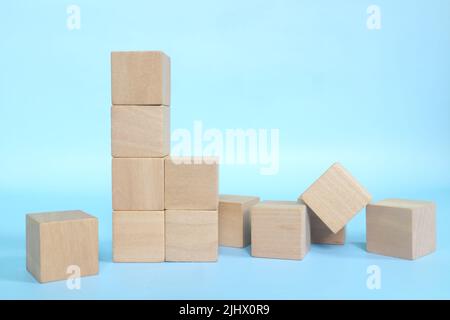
[219,194,260,248]
[165,210,218,262]
[113,211,165,262]
[26,210,98,283]
[251,201,310,260]
[111,51,170,105]
[366,199,436,260]
[300,163,371,233]
[112,158,164,210]
[111,105,170,157]
[298,199,345,245]
[165,157,218,210]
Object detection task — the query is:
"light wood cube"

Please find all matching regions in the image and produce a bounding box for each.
[298,199,345,245]
[366,199,436,260]
[219,194,260,248]
[165,210,218,262]
[112,158,164,210]
[111,51,170,105]
[251,201,310,260]
[113,211,165,262]
[26,210,98,283]
[111,105,170,157]
[300,163,371,233]
[165,157,218,210]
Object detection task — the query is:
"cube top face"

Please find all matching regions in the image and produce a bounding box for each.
[301,162,371,233]
[165,210,218,262]
[111,51,170,106]
[376,198,434,210]
[27,210,96,224]
[251,201,309,260]
[366,199,436,260]
[113,211,165,262]
[165,157,219,210]
[111,105,170,158]
[26,211,98,283]
[112,158,164,211]
[219,194,260,205]
[252,201,306,214]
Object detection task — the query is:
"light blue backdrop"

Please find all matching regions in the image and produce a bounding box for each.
[0,0,449,299]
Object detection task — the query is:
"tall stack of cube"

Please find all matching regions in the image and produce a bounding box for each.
[111,51,170,262]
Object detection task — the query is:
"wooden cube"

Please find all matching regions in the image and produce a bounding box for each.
[366,199,436,260]
[111,105,170,157]
[26,210,98,283]
[219,194,260,248]
[298,199,345,245]
[300,163,371,233]
[165,157,218,210]
[111,51,170,105]
[113,211,165,262]
[251,201,310,260]
[165,210,218,262]
[112,158,164,210]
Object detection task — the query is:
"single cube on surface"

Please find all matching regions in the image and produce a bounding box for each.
[251,201,310,260]
[26,210,98,283]
[366,199,436,260]
[219,194,260,248]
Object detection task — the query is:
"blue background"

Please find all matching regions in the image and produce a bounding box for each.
[0,0,449,299]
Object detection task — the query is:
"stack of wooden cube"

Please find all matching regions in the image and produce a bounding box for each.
[111,51,170,262]
[111,51,219,262]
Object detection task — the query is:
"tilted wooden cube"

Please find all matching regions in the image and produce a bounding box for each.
[251,201,310,260]
[300,163,371,233]
[366,199,436,260]
[165,210,218,262]
[112,158,164,210]
[113,211,165,262]
[165,157,218,210]
[219,194,260,248]
[111,105,170,157]
[298,199,345,245]
[111,51,170,105]
[26,210,98,283]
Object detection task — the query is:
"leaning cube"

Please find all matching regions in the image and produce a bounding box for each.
[165,210,218,262]
[251,201,310,260]
[298,199,345,245]
[111,51,170,105]
[26,210,98,283]
[366,199,436,260]
[219,194,260,248]
[165,157,218,210]
[300,163,371,233]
